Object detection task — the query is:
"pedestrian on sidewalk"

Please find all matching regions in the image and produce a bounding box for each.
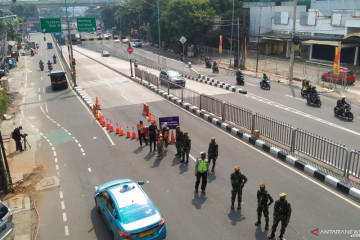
[268,193,292,240]
[181,132,191,164]
[148,121,157,152]
[12,126,23,152]
[207,137,218,172]
[255,182,273,230]
[194,152,209,193]
[175,126,183,157]
[230,166,247,209]
[137,120,148,147]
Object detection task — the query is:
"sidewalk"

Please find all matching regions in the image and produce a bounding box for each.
[1,57,40,240]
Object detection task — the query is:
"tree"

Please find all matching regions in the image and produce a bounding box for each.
[100,6,117,29]
[84,5,100,19]
[9,3,39,19]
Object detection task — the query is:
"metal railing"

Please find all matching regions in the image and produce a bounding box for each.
[348,150,360,178]
[200,94,223,118]
[182,88,201,108]
[223,103,252,130]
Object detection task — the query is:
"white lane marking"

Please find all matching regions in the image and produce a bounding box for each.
[285,94,306,102]
[78,143,82,148]
[165,93,360,208]
[68,132,71,136]
[55,158,58,163]
[107,82,113,88]
[49,143,53,146]
[59,191,63,199]
[38,95,41,101]
[95,186,98,191]
[57,123,60,127]
[40,106,45,114]
[88,168,92,173]
[75,139,79,143]
[122,95,128,101]
[248,93,360,137]
[38,87,40,92]
[64,226,69,236]
[83,153,86,156]
[61,201,65,210]
[63,212,67,222]
[45,102,48,112]
[52,147,55,151]
[53,151,57,157]
[80,148,84,153]
[55,165,59,170]
[42,87,45,93]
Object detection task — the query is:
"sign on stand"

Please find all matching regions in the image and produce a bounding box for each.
[40,18,61,33]
[127,46,134,54]
[179,36,187,59]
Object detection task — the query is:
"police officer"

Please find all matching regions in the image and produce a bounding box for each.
[195,152,209,193]
[161,123,169,150]
[148,121,157,152]
[207,137,218,172]
[12,126,23,151]
[175,126,183,157]
[255,182,273,230]
[157,132,164,159]
[181,132,191,164]
[268,193,292,240]
[137,120,148,147]
[230,166,247,209]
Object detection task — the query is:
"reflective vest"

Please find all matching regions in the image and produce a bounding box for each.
[139,124,144,134]
[197,158,208,173]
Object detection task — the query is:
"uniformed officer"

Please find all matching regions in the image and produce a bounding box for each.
[161,123,169,150]
[230,166,247,209]
[268,193,292,240]
[181,132,191,164]
[157,133,164,159]
[148,121,157,152]
[207,137,218,172]
[137,120,148,147]
[195,152,209,193]
[175,126,183,157]
[255,182,273,230]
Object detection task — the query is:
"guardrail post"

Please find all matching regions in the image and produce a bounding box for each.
[345,149,350,178]
[167,80,170,95]
[200,94,202,111]
[251,113,255,134]
[221,102,225,121]
[181,88,184,103]
[290,128,296,153]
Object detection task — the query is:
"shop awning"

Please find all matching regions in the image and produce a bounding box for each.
[302,40,340,46]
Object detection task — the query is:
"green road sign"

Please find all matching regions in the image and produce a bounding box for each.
[40,18,61,33]
[77,18,96,32]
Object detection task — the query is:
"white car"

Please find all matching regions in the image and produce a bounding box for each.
[0,201,14,240]
[121,38,129,44]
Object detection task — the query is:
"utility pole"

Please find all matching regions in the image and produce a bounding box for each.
[237,16,240,69]
[289,0,297,81]
[256,7,262,77]
[65,0,76,86]
[157,0,161,53]
[230,0,234,66]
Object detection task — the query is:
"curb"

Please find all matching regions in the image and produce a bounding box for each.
[71,49,360,202]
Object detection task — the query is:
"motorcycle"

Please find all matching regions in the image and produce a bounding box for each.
[48,64,53,71]
[30,50,34,56]
[205,60,211,68]
[260,79,271,90]
[53,58,57,64]
[39,63,44,71]
[334,104,353,121]
[212,65,219,73]
[307,93,321,107]
[236,74,245,86]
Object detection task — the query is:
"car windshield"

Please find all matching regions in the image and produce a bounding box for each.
[119,199,156,224]
[134,40,140,43]
[168,71,181,77]
[0,203,8,219]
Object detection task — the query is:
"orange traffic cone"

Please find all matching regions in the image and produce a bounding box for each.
[109,121,114,132]
[119,125,124,136]
[116,123,120,134]
[97,112,102,121]
[126,126,131,138]
[101,117,106,127]
[132,126,137,139]
[171,130,176,143]
[148,111,152,121]
[106,118,110,130]
[97,103,101,110]
[96,96,99,104]
[154,115,157,126]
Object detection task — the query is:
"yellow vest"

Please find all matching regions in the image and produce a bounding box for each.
[197,158,208,173]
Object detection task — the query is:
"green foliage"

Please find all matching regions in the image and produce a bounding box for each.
[100,6,117,29]
[0,90,9,118]
[9,3,39,19]
[84,5,100,19]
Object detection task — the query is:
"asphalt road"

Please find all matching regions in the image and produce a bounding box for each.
[22,33,360,240]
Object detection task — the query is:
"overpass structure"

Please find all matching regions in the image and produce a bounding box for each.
[0,0,124,9]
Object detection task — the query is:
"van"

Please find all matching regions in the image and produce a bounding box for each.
[49,70,68,90]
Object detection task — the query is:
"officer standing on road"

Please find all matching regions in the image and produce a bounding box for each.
[268,193,292,240]
[181,132,191,164]
[137,120,148,147]
[255,182,273,230]
[207,137,218,172]
[148,121,157,152]
[161,123,169,150]
[156,132,164,159]
[195,152,209,193]
[230,166,247,209]
[175,126,183,157]
[12,126,23,152]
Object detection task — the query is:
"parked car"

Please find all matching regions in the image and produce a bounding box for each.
[130,42,136,47]
[48,70,68,90]
[121,38,129,44]
[159,70,186,88]
[321,68,355,85]
[94,179,166,240]
[131,39,142,48]
[0,201,14,240]
[102,51,110,57]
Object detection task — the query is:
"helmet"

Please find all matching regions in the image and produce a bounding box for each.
[184,132,188,135]
[259,182,266,188]
[279,193,287,197]
[200,152,206,156]
[163,122,167,126]
[341,95,346,99]
[211,137,215,141]
[139,120,143,124]
[238,69,241,72]
[234,166,240,172]
[19,126,22,130]
[176,126,180,129]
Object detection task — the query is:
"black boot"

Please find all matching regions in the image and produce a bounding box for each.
[267,232,275,239]
[237,202,241,209]
[255,220,261,226]
[231,202,234,209]
[265,221,269,230]
[279,234,284,240]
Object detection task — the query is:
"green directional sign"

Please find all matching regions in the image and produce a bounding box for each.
[40,18,61,33]
[77,18,96,32]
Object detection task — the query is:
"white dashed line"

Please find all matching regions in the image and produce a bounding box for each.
[38,95,41,101]
[75,139,78,143]
[77,144,82,148]
[57,123,60,127]
[65,226,69,236]
[59,191,63,199]
[88,168,92,173]
[61,201,65,210]
[82,153,86,156]
[52,147,55,151]
[63,212,67,222]
[80,148,84,153]
[55,158,58,163]
[53,151,57,157]
[55,165,59,170]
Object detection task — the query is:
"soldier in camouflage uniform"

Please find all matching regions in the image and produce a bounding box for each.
[207,137,218,172]
[175,126,183,157]
[268,193,292,240]
[181,132,191,164]
[255,182,273,230]
[230,166,247,209]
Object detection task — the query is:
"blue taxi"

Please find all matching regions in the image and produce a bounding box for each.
[94,179,167,239]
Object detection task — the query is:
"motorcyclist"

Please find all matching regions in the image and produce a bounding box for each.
[30,49,34,56]
[205,56,211,68]
[337,96,349,113]
[261,73,268,85]
[212,61,218,72]
[39,60,44,68]
[236,69,244,84]
[47,60,52,70]
[43,36,46,41]
[53,54,57,64]
[309,86,318,101]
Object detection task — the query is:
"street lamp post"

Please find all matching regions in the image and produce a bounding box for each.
[143,0,160,53]
[65,0,77,86]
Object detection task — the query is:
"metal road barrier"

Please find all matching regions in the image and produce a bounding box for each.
[223,103,252,130]
[348,150,360,178]
[200,94,223,118]
[254,113,294,148]
[182,88,201,108]
[292,129,349,175]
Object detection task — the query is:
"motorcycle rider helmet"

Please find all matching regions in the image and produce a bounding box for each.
[238,69,241,72]
[341,95,346,99]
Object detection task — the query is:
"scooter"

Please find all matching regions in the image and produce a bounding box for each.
[48,64,53,71]
[334,104,353,121]
[307,93,321,107]
[40,63,44,71]
[212,65,219,73]
[260,79,271,90]
[236,75,245,86]
[53,57,57,64]
[205,61,211,68]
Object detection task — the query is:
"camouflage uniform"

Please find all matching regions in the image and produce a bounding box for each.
[207,140,218,171]
[256,188,273,228]
[175,128,183,157]
[181,134,191,163]
[162,125,169,149]
[269,198,291,239]
[230,170,247,209]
